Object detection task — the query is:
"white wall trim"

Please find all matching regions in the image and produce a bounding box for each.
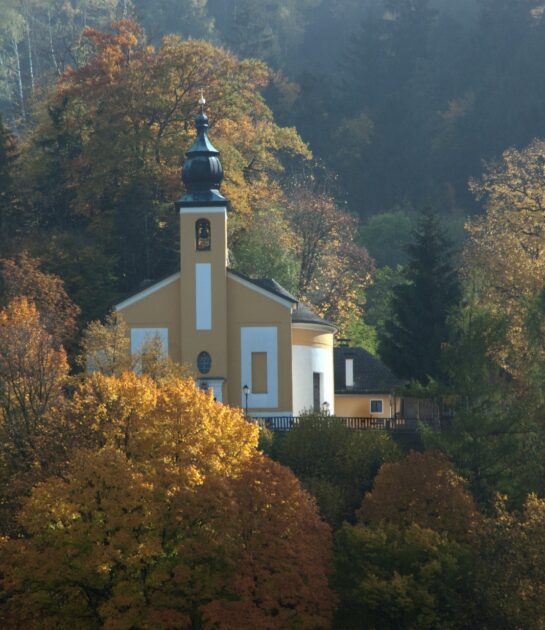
[195,263,212,330]
[115,273,180,311]
[228,272,294,308]
[179,206,227,215]
[241,327,278,408]
[291,322,337,333]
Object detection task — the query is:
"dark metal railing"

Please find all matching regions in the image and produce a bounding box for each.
[253,416,434,433]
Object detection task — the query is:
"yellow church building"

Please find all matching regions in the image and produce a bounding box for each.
[115,99,336,418]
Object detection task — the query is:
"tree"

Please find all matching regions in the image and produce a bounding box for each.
[465,139,545,374]
[333,450,482,629]
[333,521,476,630]
[285,181,374,333]
[474,494,545,630]
[273,415,400,527]
[423,298,545,507]
[0,113,18,242]
[358,451,480,539]
[0,373,336,628]
[378,209,460,383]
[20,20,310,309]
[0,251,80,346]
[0,297,70,533]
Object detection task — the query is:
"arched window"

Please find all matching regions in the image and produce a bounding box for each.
[197,351,212,374]
[196,218,211,251]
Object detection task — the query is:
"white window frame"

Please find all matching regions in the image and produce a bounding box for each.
[370,399,383,414]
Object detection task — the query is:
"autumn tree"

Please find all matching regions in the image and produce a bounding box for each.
[0,373,335,628]
[358,451,480,539]
[474,495,545,629]
[20,20,309,318]
[465,139,545,374]
[333,450,482,629]
[379,209,460,383]
[285,180,374,333]
[0,251,80,346]
[0,297,70,533]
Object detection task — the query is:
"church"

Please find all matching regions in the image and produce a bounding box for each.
[115,98,337,417]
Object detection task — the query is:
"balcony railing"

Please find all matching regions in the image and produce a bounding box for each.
[253,416,439,432]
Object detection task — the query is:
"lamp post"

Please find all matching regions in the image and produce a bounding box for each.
[321,401,330,416]
[243,384,249,416]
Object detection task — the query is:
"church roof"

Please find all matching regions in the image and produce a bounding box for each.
[227,268,298,304]
[292,303,336,330]
[334,346,402,394]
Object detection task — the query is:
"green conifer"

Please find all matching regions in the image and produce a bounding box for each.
[378,209,460,383]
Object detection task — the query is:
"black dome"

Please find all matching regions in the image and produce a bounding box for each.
[177,108,226,207]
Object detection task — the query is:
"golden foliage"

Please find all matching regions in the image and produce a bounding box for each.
[466,139,545,372]
[0,297,70,533]
[0,373,335,628]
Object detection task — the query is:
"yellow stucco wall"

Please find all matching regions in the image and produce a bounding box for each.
[116,277,182,363]
[179,210,229,399]
[335,394,401,418]
[226,274,293,412]
[292,327,334,348]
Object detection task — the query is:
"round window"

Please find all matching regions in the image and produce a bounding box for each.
[197,351,212,374]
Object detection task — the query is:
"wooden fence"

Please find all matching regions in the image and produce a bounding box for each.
[253,416,436,433]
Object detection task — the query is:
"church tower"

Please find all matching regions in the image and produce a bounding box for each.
[175,95,228,401]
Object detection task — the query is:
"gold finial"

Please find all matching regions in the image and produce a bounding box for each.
[199,89,206,112]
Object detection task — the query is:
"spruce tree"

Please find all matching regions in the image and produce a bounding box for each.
[378,209,460,383]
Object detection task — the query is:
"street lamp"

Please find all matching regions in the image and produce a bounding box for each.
[321,401,330,416]
[243,384,250,415]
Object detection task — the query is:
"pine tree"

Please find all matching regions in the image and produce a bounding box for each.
[378,209,460,383]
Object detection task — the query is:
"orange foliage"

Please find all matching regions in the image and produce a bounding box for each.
[46,20,309,220]
[1,373,335,628]
[358,451,481,539]
[1,251,80,345]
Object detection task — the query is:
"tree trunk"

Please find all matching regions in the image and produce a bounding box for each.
[11,34,25,121]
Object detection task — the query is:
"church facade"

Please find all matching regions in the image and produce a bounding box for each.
[116,100,336,417]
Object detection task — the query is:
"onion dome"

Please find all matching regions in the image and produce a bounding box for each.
[177,92,226,208]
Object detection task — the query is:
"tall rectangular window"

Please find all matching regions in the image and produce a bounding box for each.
[313,372,321,412]
[345,358,354,388]
[195,263,212,330]
[251,352,268,394]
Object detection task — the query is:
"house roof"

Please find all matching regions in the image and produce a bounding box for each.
[334,346,402,394]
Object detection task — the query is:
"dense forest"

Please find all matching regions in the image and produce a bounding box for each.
[2,0,545,336]
[5,2,545,627]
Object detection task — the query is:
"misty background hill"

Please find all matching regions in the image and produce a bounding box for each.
[2,0,545,262]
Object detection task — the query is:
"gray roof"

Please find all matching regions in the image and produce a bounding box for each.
[227,269,299,304]
[334,346,402,394]
[292,303,336,330]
